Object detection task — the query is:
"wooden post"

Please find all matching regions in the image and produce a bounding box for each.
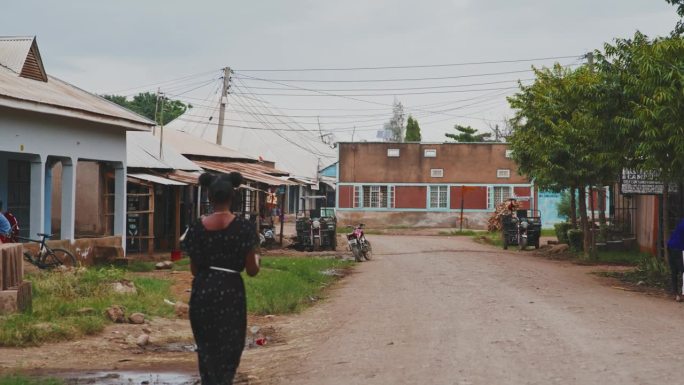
[255,188,261,235]
[279,189,286,246]
[148,184,155,256]
[460,185,465,232]
[174,186,181,250]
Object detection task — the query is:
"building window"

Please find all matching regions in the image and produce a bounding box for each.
[493,186,512,206]
[353,186,361,208]
[430,168,444,178]
[363,185,390,208]
[429,185,448,209]
[505,150,513,158]
[424,149,437,158]
[387,148,400,157]
[497,169,511,178]
[388,186,396,208]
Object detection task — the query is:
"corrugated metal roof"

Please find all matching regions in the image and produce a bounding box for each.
[156,128,255,160]
[0,36,32,73]
[127,132,201,171]
[0,36,154,130]
[129,173,187,186]
[166,170,202,185]
[194,160,298,186]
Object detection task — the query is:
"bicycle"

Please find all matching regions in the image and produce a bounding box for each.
[21,233,79,269]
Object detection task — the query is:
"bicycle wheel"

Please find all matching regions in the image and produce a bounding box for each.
[44,248,79,268]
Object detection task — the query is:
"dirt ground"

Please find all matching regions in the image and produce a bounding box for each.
[3,233,684,384]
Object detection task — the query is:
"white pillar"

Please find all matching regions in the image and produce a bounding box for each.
[113,163,126,249]
[29,157,45,239]
[61,158,77,241]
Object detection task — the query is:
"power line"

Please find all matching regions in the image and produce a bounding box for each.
[231,86,520,97]
[233,65,580,83]
[239,77,535,92]
[103,69,220,94]
[234,55,584,72]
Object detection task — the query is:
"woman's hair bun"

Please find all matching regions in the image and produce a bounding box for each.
[229,172,243,187]
[199,172,217,187]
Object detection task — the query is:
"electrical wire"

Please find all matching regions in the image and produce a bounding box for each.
[234,55,584,72]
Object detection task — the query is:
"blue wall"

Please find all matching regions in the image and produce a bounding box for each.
[538,191,564,228]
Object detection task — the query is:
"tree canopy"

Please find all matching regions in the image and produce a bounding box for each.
[103,92,190,125]
[444,124,492,142]
[404,115,422,142]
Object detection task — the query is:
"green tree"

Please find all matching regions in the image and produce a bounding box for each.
[444,124,491,142]
[103,92,190,125]
[508,64,625,257]
[603,33,684,259]
[404,115,422,142]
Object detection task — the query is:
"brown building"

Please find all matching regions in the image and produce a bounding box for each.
[336,142,536,228]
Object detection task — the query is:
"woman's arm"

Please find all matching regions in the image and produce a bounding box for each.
[245,250,260,277]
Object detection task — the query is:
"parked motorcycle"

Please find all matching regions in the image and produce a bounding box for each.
[347,224,372,262]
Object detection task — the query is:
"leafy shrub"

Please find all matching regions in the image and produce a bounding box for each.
[567,229,584,252]
[554,222,573,244]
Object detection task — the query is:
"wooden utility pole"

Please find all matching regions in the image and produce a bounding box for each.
[217,67,232,145]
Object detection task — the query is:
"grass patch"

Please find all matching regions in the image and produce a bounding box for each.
[592,250,645,265]
[541,229,556,237]
[0,376,63,385]
[245,256,354,315]
[0,267,175,347]
[609,254,670,289]
[439,230,480,236]
[474,232,504,248]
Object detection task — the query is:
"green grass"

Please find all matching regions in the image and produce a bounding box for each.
[438,230,480,236]
[0,267,175,347]
[245,256,354,315]
[474,232,504,248]
[541,228,556,237]
[591,250,646,265]
[0,376,63,385]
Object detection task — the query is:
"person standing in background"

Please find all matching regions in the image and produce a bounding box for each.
[667,218,684,302]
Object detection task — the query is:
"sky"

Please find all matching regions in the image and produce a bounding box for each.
[1,0,680,143]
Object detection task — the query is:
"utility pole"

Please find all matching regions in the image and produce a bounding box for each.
[159,93,165,159]
[586,51,594,71]
[217,67,232,145]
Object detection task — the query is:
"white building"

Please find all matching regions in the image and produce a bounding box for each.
[0,36,154,247]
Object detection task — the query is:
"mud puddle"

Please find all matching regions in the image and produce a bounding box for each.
[61,371,199,385]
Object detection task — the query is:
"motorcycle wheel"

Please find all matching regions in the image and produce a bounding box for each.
[313,237,320,251]
[535,239,540,249]
[519,236,528,250]
[362,241,372,261]
[352,244,363,262]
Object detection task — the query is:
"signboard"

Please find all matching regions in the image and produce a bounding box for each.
[620,169,678,195]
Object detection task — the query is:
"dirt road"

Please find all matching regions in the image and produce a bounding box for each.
[267,235,684,385]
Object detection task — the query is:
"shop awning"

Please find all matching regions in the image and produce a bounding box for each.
[166,170,202,185]
[194,160,299,186]
[129,173,187,186]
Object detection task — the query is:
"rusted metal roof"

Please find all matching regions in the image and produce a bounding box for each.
[194,160,298,186]
[129,173,187,186]
[166,170,202,185]
[0,36,153,131]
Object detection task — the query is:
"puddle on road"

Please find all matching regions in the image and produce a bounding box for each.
[62,371,199,385]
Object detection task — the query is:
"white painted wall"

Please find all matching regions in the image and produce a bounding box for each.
[0,107,130,247]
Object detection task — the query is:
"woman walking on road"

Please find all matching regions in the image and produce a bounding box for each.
[182,172,260,385]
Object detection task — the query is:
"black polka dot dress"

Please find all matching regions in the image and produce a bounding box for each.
[181,217,257,385]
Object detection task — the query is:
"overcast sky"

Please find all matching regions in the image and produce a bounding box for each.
[2,1,680,142]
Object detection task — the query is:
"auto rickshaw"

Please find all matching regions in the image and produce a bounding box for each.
[502,209,542,250]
